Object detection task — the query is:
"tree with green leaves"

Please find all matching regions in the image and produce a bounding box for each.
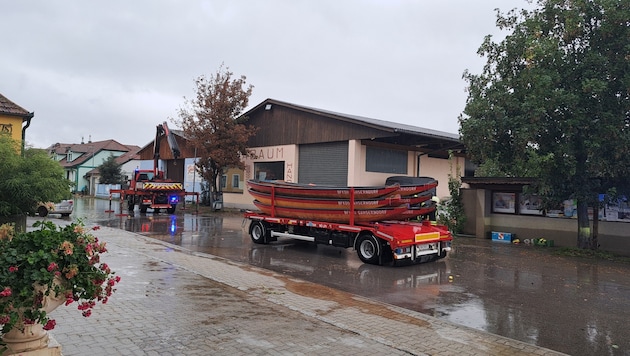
[0,135,72,217]
[460,0,630,249]
[98,154,124,184]
[178,64,258,200]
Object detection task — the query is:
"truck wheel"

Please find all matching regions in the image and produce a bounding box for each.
[140,205,148,214]
[37,206,49,217]
[356,234,381,265]
[167,205,176,214]
[127,197,135,212]
[250,221,269,244]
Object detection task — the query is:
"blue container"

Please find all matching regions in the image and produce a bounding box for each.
[491,231,513,243]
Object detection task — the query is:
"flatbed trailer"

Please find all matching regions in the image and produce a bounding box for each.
[244,211,453,265]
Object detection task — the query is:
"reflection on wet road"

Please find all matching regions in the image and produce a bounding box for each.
[71,197,630,356]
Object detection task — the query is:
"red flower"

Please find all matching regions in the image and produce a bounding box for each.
[8,266,18,273]
[82,310,92,317]
[92,226,101,231]
[0,287,11,297]
[43,319,56,330]
[47,262,58,272]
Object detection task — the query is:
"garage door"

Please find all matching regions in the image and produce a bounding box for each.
[298,142,348,185]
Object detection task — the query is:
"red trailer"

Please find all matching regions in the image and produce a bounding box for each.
[244,211,452,265]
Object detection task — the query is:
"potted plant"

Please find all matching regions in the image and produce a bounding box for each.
[0,220,120,354]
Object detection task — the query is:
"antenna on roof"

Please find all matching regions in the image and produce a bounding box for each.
[81,136,84,144]
[88,135,92,143]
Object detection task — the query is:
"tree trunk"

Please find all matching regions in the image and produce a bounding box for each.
[576,199,592,249]
[592,199,599,250]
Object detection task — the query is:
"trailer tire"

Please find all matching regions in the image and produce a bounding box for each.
[250,221,270,244]
[356,234,381,265]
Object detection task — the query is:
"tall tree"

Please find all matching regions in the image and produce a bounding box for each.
[98,154,124,184]
[460,0,630,249]
[178,64,257,198]
[0,135,72,216]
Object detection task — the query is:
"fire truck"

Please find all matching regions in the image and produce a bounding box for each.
[113,122,187,214]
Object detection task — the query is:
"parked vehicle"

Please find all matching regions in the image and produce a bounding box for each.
[244,178,452,265]
[37,200,73,217]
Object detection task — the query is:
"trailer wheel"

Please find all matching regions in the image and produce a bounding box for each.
[37,206,49,217]
[356,234,381,265]
[250,221,269,244]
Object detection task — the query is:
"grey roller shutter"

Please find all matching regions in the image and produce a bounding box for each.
[298,142,348,186]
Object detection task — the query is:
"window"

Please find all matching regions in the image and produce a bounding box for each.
[232,174,240,189]
[365,146,407,174]
[254,162,284,181]
[492,192,516,214]
[220,175,227,189]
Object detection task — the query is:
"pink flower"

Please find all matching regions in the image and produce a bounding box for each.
[47,262,58,272]
[0,287,12,297]
[8,266,18,273]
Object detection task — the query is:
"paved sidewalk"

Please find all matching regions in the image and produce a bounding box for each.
[42,220,566,355]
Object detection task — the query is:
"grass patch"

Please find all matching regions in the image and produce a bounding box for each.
[552,247,630,263]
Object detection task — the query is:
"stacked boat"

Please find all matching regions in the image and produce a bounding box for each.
[247,179,438,224]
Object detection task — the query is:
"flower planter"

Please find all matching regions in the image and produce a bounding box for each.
[1,279,66,355]
[0,221,120,356]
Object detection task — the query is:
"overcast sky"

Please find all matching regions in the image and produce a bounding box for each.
[1,1,534,149]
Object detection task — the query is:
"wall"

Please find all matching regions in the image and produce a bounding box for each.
[0,115,23,143]
[462,187,630,256]
[419,155,464,200]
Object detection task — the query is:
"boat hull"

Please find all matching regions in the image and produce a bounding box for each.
[248,188,403,210]
[253,200,409,223]
[247,180,400,199]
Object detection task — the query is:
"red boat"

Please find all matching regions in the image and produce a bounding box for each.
[247,180,400,199]
[385,205,437,220]
[252,200,409,224]
[396,181,438,197]
[248,188,402,210]
[399,191,433,206]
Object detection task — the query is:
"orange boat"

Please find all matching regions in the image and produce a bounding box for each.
[248,188,402,210]
[247,180,400,199]
[252,200,409,224]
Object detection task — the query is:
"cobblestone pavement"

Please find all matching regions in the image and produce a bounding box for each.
[40,219,567,355]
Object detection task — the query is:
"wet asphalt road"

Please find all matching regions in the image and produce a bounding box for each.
[64,197,630,356]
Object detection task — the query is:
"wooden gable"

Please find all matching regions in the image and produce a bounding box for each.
[245,101,395,147]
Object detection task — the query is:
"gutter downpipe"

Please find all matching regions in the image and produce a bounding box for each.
[21,112,34,157]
